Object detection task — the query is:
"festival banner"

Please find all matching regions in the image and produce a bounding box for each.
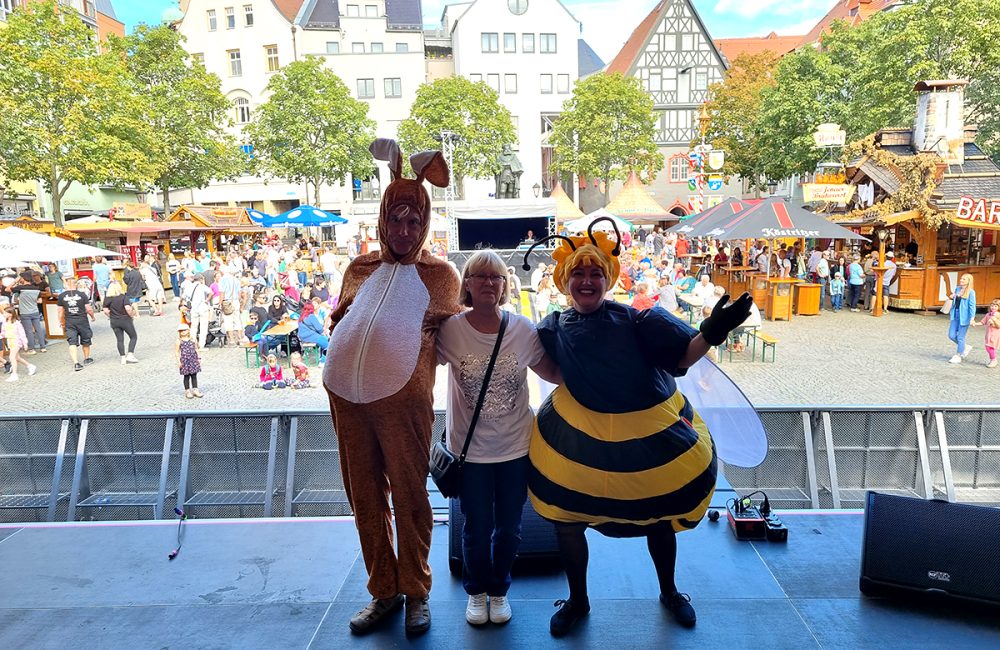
[802,183,856,204]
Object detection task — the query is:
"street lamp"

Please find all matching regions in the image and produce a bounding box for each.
[532,182,541,198]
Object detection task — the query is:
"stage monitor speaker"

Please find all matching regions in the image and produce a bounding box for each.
[860,491,1000,605]
[448,497,559,575]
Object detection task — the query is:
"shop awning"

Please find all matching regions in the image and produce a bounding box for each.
[707,198,869,241]
[451,199,557,221]
[0,226,124,262]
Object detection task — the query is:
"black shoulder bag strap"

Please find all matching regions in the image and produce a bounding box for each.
[445,311,509,463]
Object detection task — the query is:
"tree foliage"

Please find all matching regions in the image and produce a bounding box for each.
[0,0,164,226]
[244,57,376,206]
[703,51,779,196]
[722,0,1000,182]
[397,76,516,181]
[109,24,246,214]
[548,73,662,201]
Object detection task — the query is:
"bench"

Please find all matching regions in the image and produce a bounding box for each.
[300,342,321,366]
[752,331,779,362]
[243,342,261,368]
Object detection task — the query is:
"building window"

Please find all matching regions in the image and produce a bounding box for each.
[191,53,205,67]
[540,73,552,94]
[646,74,661,92]
[694,70,708,91]
[244,4,253,26]
[384,78,402,98]
[481,32,499,53]
[228,49,242,76]
[371,42,383,53]
[352,42,365,53]
[523,33,535,53]
[225,7,235,29]
[207,9,217,31]
[346,4,359,16]
[540,33,557,53]
[265,45,279,73]
[234,97,251,124]
[469,73,482,83]
[487,74,500,93]
[326,41,340,54]
[354,176,381,201]
[669,156,688,183]
[357,78,375,98]
[365,4,377,17]
[504,74,517,94]
[557,74,570,94]
[504,33,516,52]
[395,42,408,53]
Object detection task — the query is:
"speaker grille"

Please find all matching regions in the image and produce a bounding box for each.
[863,492,1000,603]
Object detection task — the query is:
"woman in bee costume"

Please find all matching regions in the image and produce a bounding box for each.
[523,218,753,637]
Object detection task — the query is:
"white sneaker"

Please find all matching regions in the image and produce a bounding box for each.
[988,359,997,368]
[121,356,127,365]
[6,373,18,382]
[465,593,488,625]
[949,354,962,364]
[27,364,37,376]
[962,345,973,359]
[126,353,139,364]
[489,595,512,624]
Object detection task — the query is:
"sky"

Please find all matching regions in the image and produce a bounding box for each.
[116,0,835,63]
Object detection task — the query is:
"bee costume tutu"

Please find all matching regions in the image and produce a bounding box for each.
[523,223,718,538]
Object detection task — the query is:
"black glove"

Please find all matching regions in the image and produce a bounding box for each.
[700,292,753,346]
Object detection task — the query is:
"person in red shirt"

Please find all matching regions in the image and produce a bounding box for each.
[676,236,690,269]
[631,282,657,310]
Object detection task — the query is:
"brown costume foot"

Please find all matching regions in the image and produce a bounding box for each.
[349,594,404,635]
[404,596,431,636]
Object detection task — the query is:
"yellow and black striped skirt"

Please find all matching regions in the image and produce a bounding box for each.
[528,385,717,537]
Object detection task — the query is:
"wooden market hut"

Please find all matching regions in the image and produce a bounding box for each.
[166,205,263,252]
[0,215,79,241]
[843,81,1000,310]
[604,172,672,225]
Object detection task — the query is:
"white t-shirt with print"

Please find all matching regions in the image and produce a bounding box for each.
[437,312,545,463]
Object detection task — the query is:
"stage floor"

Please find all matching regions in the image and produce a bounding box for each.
[1,512,998,649]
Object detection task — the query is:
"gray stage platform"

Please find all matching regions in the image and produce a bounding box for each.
[1,512,999,649]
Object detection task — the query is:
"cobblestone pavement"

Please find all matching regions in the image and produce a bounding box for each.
[1,302,996,414]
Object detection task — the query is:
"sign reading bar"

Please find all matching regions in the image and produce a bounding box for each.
[955,196,1000,225]
[803,183,856,204]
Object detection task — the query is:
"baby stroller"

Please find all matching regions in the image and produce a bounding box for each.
[202,304,227,348]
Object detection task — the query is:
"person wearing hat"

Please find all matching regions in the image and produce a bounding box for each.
[881,251,897,312]
[57,276,97,371]
[524,222,752,636]
[174,322,202,398]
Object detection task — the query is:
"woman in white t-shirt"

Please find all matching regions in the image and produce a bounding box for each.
[437,250,560,627]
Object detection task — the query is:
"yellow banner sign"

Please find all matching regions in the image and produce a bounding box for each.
[111,203,152,220]
[803,183,856,204]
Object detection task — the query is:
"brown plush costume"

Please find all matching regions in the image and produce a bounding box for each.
[324,139,460,600]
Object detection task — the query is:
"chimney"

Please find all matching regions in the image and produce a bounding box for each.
[912,80,968,165]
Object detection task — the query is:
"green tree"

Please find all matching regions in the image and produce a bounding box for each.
[548,73,662,203]
[397,76,516,186]
[244,57,375,206]
[109,24,246,215]
[704,51,780,197]
[0,0,164,227]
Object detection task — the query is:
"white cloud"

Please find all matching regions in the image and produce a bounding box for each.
[571,0,662,63]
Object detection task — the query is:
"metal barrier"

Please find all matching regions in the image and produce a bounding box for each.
[1,406,998,524]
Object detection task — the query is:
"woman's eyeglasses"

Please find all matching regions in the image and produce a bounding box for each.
[469,274,505,284]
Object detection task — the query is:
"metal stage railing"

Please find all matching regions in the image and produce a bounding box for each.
[1,406,998,523]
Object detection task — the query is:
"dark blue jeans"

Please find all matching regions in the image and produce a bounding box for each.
[459,455,529,597]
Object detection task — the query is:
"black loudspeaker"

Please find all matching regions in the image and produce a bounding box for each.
[448,497,560,575]
[860,491,1000,605]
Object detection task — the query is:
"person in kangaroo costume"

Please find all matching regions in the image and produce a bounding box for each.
[323,138,460,637]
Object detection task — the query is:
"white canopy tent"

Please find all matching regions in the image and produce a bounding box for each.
[0,226,124,263]
[564,208,634,234]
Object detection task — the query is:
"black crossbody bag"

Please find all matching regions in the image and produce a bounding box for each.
[429,311,509,498]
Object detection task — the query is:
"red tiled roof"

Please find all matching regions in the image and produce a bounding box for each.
[714,32,804,63]
[800,0,896,48]
[272,0,304,23]
[606,0,666,76]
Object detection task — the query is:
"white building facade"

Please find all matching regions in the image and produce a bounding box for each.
[168,0,426,223]
[446,0,582,201]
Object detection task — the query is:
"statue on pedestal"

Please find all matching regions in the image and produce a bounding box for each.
[495,144,523,199]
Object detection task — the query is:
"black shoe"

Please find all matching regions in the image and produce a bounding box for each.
[74,363,83,372]
[404,596,431,636]
[349,594,404,635]
[83,357,94,365]
[550,598,589,637]
[661,591,696,628]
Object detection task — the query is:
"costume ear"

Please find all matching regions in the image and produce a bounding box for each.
[370,138,403,180]
[410,151,450,188]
